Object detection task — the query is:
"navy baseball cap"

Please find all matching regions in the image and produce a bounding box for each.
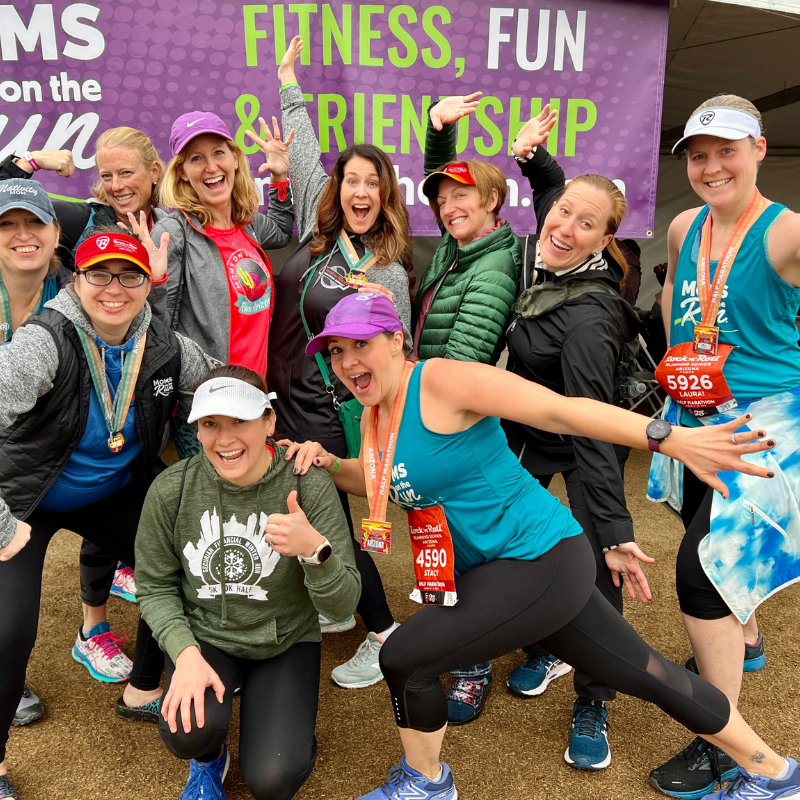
[0,179,56,224]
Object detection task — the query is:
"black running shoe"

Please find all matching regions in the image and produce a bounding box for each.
[649,737,739,798]
[115,694,161,724]
[12,685,43,727]
[685,633,766,675]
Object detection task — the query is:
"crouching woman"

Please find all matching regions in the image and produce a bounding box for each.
[135,365,361,800]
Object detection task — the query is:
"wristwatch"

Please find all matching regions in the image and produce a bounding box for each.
[298,538,332,565]
[646,419,673,453]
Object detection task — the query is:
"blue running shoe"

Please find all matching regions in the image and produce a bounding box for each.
[178,744,230,800]
[447,675,491,725]
[356,757,457,800]
[703,758,800,799]
[507,654,572,697]
[686,632,767,675]
[565,697,611,771]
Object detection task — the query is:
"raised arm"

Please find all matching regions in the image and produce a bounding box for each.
[423,358,776,497]
[277,36,330,242]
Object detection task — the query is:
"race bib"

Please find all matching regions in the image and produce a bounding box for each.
[407,506,458,607]
[655,342,737,417]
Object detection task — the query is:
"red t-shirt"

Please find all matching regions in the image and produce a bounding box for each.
[205,225,274,376]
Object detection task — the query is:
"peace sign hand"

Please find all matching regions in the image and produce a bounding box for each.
[125,211,169,282]
[245,117,295,183]
[429,92,483,131]
[513,104,558,159]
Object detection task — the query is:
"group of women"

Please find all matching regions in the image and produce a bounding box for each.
[0,31,798,800]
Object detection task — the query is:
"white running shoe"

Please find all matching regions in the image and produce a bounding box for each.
[319,613,356,634]
[110,564,136,603]
[72,625,132,683]
[331,632,384,688]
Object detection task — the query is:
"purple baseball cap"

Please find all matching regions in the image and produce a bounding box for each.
[169,111,234,157]
[306,293,403,356]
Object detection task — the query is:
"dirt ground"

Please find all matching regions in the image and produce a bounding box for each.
[7,449,800,799]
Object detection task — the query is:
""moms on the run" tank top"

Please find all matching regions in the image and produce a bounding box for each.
[389,362,581,575]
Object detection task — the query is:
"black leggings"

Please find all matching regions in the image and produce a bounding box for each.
[380,534,730,734]
[161,640,320,800]
[0,480,163,762]
[676,469,731,620]
[79,539,119,606]
[523,467,623,701]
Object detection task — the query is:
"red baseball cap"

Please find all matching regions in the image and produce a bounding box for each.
[75,233,151,275]
[421,163,477,199]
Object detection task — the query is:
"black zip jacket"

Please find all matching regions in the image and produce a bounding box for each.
[502,146,640,548]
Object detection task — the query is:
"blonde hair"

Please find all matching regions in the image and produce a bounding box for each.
[428,159,508,225]
[561,174,629,276]
[91,127,165,208]
[691,94,764,136]
[160,138,260,228]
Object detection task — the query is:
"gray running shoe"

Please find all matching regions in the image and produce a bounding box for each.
[12,685,43,727]
[318,613,356,634]
[331,632,384,688]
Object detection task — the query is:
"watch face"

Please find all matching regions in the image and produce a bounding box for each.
[318,543,332,563]
[646,419,672,441]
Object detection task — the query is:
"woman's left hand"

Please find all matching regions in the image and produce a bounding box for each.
[264,490,326,558]
[604,542,655,603]
[430,92,483,131]
[357,283,393,301]
[245,116,295,183]
[664,414,776,498]
[126,211,169,282]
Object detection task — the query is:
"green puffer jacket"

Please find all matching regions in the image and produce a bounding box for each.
[413,108,521,364]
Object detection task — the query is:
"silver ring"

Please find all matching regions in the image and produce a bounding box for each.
[732,432,738,444]
[620,573,627,578]
[268,533,274,547]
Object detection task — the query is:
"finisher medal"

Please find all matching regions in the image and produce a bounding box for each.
[108,433,126,453]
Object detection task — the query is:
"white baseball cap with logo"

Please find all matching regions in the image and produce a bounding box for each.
[672,107,762,154]
[188,377,276,423]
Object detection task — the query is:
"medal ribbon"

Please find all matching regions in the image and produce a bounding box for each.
[337,231,379,276]
[0,276,45,344]
[362,361,416,522]
[75,326,147,445]
[697,188,765,327]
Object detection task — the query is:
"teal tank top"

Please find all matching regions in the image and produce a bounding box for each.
[671,203,800,406]
[389,362,582,575]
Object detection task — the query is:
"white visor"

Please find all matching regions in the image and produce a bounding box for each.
[672,107,761,154]
[188,377,273,423]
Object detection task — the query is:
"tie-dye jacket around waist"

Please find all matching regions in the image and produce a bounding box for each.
[648,387,800,622]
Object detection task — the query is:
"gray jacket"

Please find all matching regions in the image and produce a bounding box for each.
[150,186,294,363]
[0,289,219,548]
[280,83,411,330]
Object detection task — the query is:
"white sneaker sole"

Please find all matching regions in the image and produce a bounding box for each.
[508,662,573,696]
[320,616,356,634]
[564,745,611,770]
[331,671,384,689]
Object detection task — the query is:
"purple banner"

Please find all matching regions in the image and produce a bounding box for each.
[1,0,668,237]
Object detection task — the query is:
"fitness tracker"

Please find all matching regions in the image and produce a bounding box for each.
[298,538,332,565]
[646,419,673,453]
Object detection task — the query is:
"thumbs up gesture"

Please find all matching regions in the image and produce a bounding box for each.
[264,490,326,558]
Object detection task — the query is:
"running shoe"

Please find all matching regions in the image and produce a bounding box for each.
[71,622,132,683]
[702,759,800,799]
[110,564,137,603]
[447,675,492,725]
[649,737,738,798]
[115,694,162,724]
[319,613,356,634]
[355,757,457,800]
[12,684,44,727]
[685,633,766,675]
[0,775,20,800]
[178,744,230,800]
[331,632,384,689]
[565,697,611,770]
[507,653,572,697]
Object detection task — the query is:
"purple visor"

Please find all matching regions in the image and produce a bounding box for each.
[306,293,403,356]
[170,111,234,157]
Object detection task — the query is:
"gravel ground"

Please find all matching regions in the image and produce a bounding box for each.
[7,449,800,799]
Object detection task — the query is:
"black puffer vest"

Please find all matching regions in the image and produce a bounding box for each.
[0,309,183,520]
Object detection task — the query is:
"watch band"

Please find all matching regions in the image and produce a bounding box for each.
[512,142,537,163]
[298,538,331,565]
[23,151,40,171]
[647,437,661,453]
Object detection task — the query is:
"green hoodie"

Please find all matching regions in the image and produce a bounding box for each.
[135,446,360,662]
